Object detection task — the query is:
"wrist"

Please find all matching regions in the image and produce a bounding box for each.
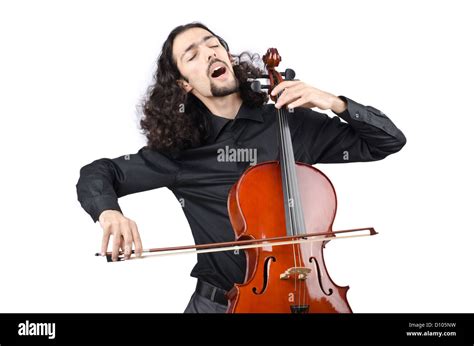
[331,96,347,114]
[99,209,122,223]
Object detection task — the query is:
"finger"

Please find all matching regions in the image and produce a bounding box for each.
[270,80,301,96]
[275,96,299,109]
[112,225,121,262]
[270,81,302,97]
[129,221,143,257]
[291,89,334,110]
[119,235,126,260]
[275,84,307,108]
[287,96,310,110]
[101,222,112,256]
[121,222,133,260]
[119,235,125,252]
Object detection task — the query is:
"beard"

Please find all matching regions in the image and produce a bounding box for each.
[210,75,239,97]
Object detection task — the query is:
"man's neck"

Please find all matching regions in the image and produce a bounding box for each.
[199,93,243,120]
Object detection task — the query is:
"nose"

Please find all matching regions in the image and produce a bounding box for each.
[204,46,217,62]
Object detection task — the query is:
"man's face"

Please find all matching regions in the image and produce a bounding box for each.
[173,27,239,98]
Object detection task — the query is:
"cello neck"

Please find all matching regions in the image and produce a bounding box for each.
[262,48,306,237]
[276,105,306,237]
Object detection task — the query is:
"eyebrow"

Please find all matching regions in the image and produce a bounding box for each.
[180,35,216,61]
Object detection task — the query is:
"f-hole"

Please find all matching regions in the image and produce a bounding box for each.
[252,256,276,295]
[309,257,333,296]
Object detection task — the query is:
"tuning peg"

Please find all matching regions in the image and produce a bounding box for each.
[250,80,269,92]
[282,68,296,80]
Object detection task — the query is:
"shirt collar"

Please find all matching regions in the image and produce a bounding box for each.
[234,102,265,123]
[206,102,265,142]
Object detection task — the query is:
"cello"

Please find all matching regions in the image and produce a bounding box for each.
[97,48,377,313]
[226,48,365,313]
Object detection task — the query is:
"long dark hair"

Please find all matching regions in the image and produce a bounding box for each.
[139,22,268,153]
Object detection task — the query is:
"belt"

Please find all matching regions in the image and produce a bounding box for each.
[195,280,229,306]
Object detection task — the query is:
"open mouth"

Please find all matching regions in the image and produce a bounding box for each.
[211,66,226,78]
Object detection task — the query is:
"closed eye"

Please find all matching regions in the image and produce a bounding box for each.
[187,44,219,61]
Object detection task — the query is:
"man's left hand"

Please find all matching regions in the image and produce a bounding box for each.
[271,81,347,114]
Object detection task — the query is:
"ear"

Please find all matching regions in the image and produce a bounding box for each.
[229,53,237,66]
[177,79,193,93]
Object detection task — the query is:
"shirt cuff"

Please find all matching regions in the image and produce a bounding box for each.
[82,195,122,223]
[333,95,403,139]
[333,96,368,122]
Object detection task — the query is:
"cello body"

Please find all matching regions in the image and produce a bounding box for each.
[226,161,352,313]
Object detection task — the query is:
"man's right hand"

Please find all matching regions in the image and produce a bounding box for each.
[98,210,143,262]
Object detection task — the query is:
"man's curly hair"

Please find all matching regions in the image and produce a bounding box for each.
[139,22,268,154]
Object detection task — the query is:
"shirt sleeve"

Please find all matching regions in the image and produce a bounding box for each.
[293,96,407,164]
[75,146,179,222]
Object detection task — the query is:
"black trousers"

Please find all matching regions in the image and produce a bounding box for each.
[184,280,229,313]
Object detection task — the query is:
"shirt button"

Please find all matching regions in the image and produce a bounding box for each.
[355,111,360,119]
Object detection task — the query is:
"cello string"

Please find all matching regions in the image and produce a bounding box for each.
[276,97,293,239]
[280,105,305,307]
[277,102,295,239]
[276,98,299,286]
[279,104,304,306]
[278,106,298,302]
[283,108,308,307]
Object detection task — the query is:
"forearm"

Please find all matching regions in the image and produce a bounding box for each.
[334,96,407,152]
[76,147,179,222]
[76,159,123,222]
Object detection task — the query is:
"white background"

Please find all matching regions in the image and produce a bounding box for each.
[1,0,473,313]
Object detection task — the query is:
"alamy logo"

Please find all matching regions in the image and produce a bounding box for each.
[18,320,56,339]
[217,145,257,166]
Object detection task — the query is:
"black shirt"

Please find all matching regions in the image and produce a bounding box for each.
[76,96,406,291]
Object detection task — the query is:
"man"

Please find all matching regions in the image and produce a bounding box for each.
[76,22,406,313]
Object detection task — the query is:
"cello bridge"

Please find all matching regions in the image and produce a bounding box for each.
[280,267,311,280]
